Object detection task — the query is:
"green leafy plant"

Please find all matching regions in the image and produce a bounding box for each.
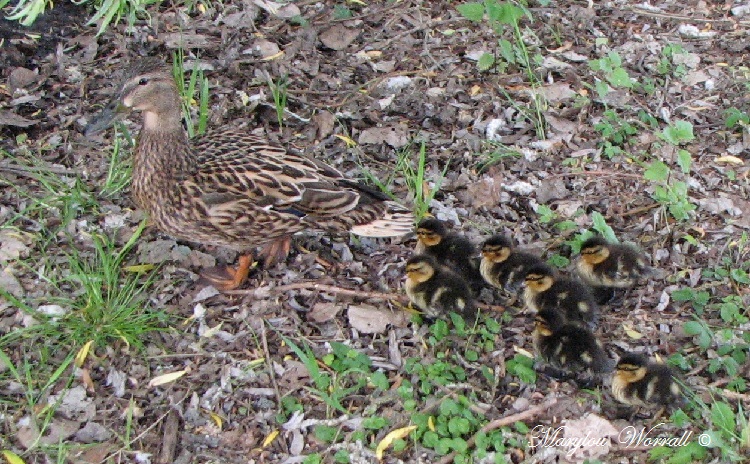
[456,0,546,138]
[279,334,390,417]
[507,353,536,384]
[641,120,697,221]
[725,107,750,130]
[657,43,689,79]
[594,109,638,159]
[589,51,634,99]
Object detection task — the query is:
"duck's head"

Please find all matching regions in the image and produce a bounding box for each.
[405,254,438,284]
[481,235,513,262]
[85,58,181,135]
[579,236,611,265]
[415,218,447,247]
[523,263,555,293]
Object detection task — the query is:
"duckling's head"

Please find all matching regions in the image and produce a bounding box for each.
[614,353,649,384]
[86,58,182,135]
[405,254,438,284]
[415,219,447,247]
[580,236,611,265]
[481,235,512,263]
[523,263,555,293]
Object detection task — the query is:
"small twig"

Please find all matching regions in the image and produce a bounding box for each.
[105,391,190,462]
[627,6,750,26]
[375,18,465,49]
[435,384,490,416]
[276,282,404,301]
[549,170,643,179]
[621,203,661,217]
[720,389,750,403]
[226,281,506,313]
[0,162,75,175]
[436,398,558,464]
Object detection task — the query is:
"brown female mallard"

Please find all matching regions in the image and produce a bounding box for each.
[85,59,413,290]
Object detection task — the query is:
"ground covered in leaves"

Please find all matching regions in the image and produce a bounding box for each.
[1,0,750,463]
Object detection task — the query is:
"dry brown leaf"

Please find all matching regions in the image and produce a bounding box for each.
[348,304,405,334]
[358,126,409,148]
[319,25,359,50]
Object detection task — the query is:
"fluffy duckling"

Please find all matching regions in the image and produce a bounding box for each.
[404,254,476,319]
[532,308,612,378]
[523,263,599,328]
[480,235,545,293]
[414,218,483,291]
[577,236,651,302]
[612,353,684,408]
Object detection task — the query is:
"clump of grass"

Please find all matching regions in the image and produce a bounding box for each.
[172,50,210,138]
[1,220,169,352]
[3,0,157,35]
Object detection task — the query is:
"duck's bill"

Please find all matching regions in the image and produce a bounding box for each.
[84,100,127,136]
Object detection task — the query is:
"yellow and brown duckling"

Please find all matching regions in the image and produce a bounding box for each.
[577,236,651,303]
[523,263,599,328]
[85,58,413,290]
[414,218,483,292]
[532,308,612,379]
[404,254,476,319]
[612,353,684,409]
[480,235,545,293]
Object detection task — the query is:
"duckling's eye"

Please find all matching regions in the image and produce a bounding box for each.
[138,78,149,86]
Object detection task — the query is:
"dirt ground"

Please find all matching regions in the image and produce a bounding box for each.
[2,0,750,463]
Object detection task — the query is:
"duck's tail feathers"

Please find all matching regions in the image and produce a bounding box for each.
[350,202,414,238]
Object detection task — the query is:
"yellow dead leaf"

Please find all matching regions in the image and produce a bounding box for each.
[262,50,285,61]
[200,322,223,338]
[348,0,366,5]
[376,426,417,460]
[1,451,24,464]
[262,429,280,447]
[75,340,94,368]
[123,264,155,273]
[469,84,482,96]
[514,345,535,359]
[206,410,223,429]
[622,324,643,340]
[148,370,187,387]
[365,50,382,59]
[427,416,436,431]
[715,155,744,166]
[334,134,357,147]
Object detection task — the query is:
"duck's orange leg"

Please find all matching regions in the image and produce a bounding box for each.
[260,237,292,267]
[200,254,254,291]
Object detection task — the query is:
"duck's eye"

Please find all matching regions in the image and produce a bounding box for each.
[138,78,149,86]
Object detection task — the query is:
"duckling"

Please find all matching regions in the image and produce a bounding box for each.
[612,353,684,409]
[523,263,599,328]
[480,235,545,293]
[532,308,612,379]
[414,218,483,292]
[577,236,651,303]
[404,254,476,319]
